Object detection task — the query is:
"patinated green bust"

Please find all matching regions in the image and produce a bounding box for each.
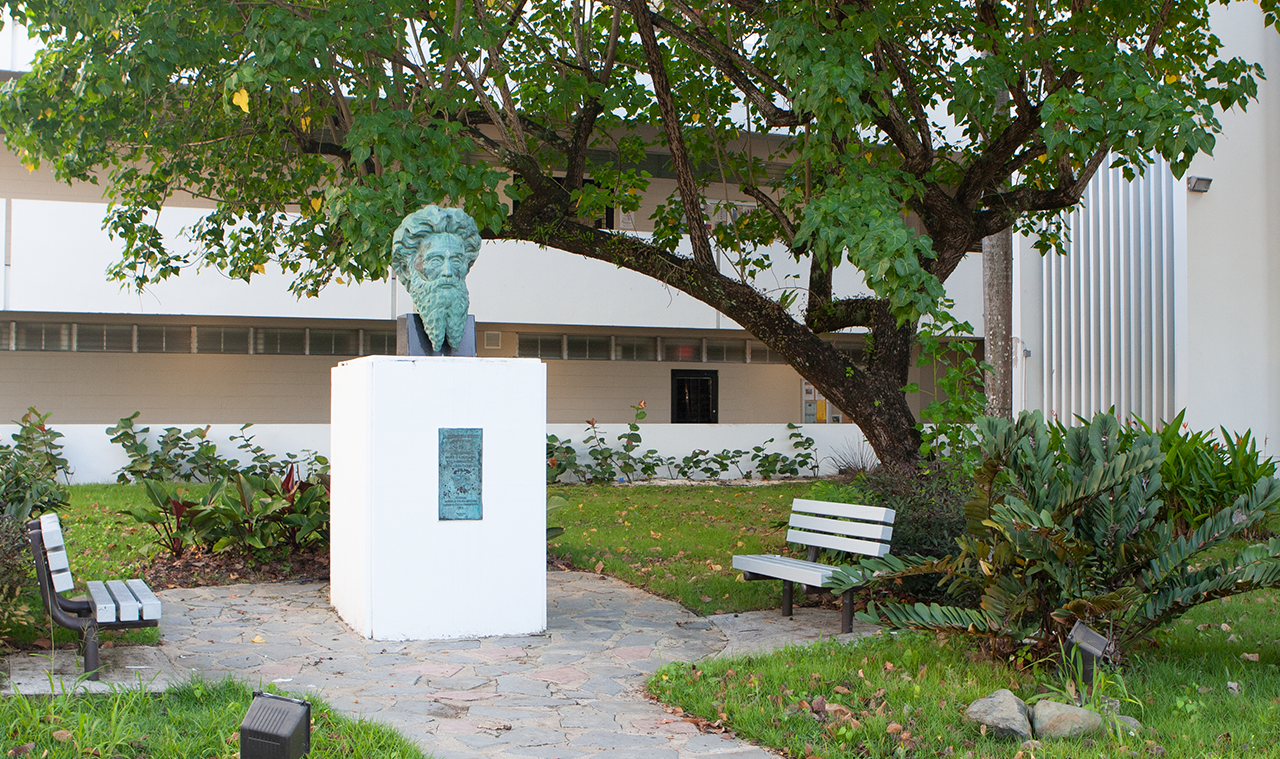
[391,206,482,352]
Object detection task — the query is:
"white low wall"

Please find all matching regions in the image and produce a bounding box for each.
[547,422,875,479]
[0,421,875,484]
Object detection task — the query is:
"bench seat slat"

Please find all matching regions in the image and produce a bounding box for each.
[126,579,163,621]
[106,580,141,622]
[86,581,117,624]
[733,554,833,586]
[791,499,895,524]
[788,513,894,542]
[785,528,891,558]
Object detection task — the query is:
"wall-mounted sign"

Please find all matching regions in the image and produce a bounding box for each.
[439,428,483,520]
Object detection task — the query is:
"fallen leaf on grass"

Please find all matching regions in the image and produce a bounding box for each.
[32,639,51,650]
[51,731,72,743]
[1228,681,1241,695]
[1196,623,1210,631]
[594,561,604,573]
[1221,623,1232,632]
[886,722,902,735]
[833,685,850,694]
[1241,653,1260,662]
[8,743,35,756]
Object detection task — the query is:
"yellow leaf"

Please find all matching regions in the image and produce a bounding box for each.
[252,263,266,274]
[232,88,250,113]
[111,29,121,40]
[335,276,345,285]
[310,196,322,212]
[1166,73,1181,84]
[250,635,265,643]
[300,116,311,131]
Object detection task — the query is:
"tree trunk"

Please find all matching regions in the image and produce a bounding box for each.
[982,226,1013,420]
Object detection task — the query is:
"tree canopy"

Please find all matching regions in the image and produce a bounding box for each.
[0,0,1272,464]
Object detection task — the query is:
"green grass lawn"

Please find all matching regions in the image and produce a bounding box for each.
[548,482,814,615]
[651,587,1280,759]
[0,677,423,758]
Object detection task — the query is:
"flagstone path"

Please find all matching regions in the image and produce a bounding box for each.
[5,570,876,759]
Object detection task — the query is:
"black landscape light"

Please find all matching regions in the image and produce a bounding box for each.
[1186,176,1213,193]
[241,691,311,759]
[1066,620,1113,687]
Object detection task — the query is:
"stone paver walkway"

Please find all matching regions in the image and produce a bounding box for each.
[4,571,875,759]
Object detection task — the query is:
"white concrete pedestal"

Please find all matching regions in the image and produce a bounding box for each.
[330,356,547,640]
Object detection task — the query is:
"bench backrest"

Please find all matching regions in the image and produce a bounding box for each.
[37,513,76,593]
[786,498,895,559]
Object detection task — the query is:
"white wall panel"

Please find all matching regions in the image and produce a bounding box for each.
[1021,158,1181,425]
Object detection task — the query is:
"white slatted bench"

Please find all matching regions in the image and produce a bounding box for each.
[732,498,895,633]
[27,513,162,680]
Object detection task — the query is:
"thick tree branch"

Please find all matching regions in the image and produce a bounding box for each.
[740,184,795,244]
[1144,0,1177,56]
[604,0,802,128]
[806,295,881,334]
[628,0,716,269]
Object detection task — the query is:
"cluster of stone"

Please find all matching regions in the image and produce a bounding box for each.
[963,689,1143,741]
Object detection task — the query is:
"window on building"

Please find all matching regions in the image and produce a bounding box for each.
[671,369,718,423]
[255,328,306,355]
[16,323,71,351]
[663,338,702,362]
[566,334,610,360]
[76,324,134,352]
[308,329,360,356]
[196,326,251,354]
[747,340,786,363]
[0,322,8,350]
[614,336,657,361]
[706,339,746,363]
[362,330,396,356]
[517,334,564,359]
[136,325,191,353]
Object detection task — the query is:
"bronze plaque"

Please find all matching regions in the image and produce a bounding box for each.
[439,428,483,520]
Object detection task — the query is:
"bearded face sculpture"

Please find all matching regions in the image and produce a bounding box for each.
[391,206,482,352]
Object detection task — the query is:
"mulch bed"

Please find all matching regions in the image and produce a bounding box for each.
[141,547,330,590]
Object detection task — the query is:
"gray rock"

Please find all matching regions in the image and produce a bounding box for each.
[964,689,1032,739]
[1031,700,1102,739]
[1115,715,1143,736]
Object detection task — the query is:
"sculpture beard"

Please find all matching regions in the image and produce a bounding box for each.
[409,274,470,351]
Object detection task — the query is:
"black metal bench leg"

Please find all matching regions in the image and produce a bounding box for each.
[841,590,853,634]
[782,581,794,617]
[82,625,101,681]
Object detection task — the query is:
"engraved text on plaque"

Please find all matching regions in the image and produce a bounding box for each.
[439,428,483,520]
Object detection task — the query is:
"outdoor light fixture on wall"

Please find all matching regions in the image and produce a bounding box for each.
[1187,176,1213,193]
[241,692,311,759]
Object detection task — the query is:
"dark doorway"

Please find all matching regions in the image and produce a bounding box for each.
[671,370,718,423]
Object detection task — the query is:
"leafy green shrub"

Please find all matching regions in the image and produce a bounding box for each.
[829,410,1280,655]
[809,460,968,558]
[546,434,579,484]
[1145,410,1276,535]
[195,469,330,557]
[120,480,224,559]
[0,407,70,521]
[108,412,232,483]
[0,515,35,637]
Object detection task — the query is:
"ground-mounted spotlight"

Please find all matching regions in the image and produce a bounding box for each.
[1186,176,1213,193]
[241,691,311,759]
[1066,620,1115,687]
